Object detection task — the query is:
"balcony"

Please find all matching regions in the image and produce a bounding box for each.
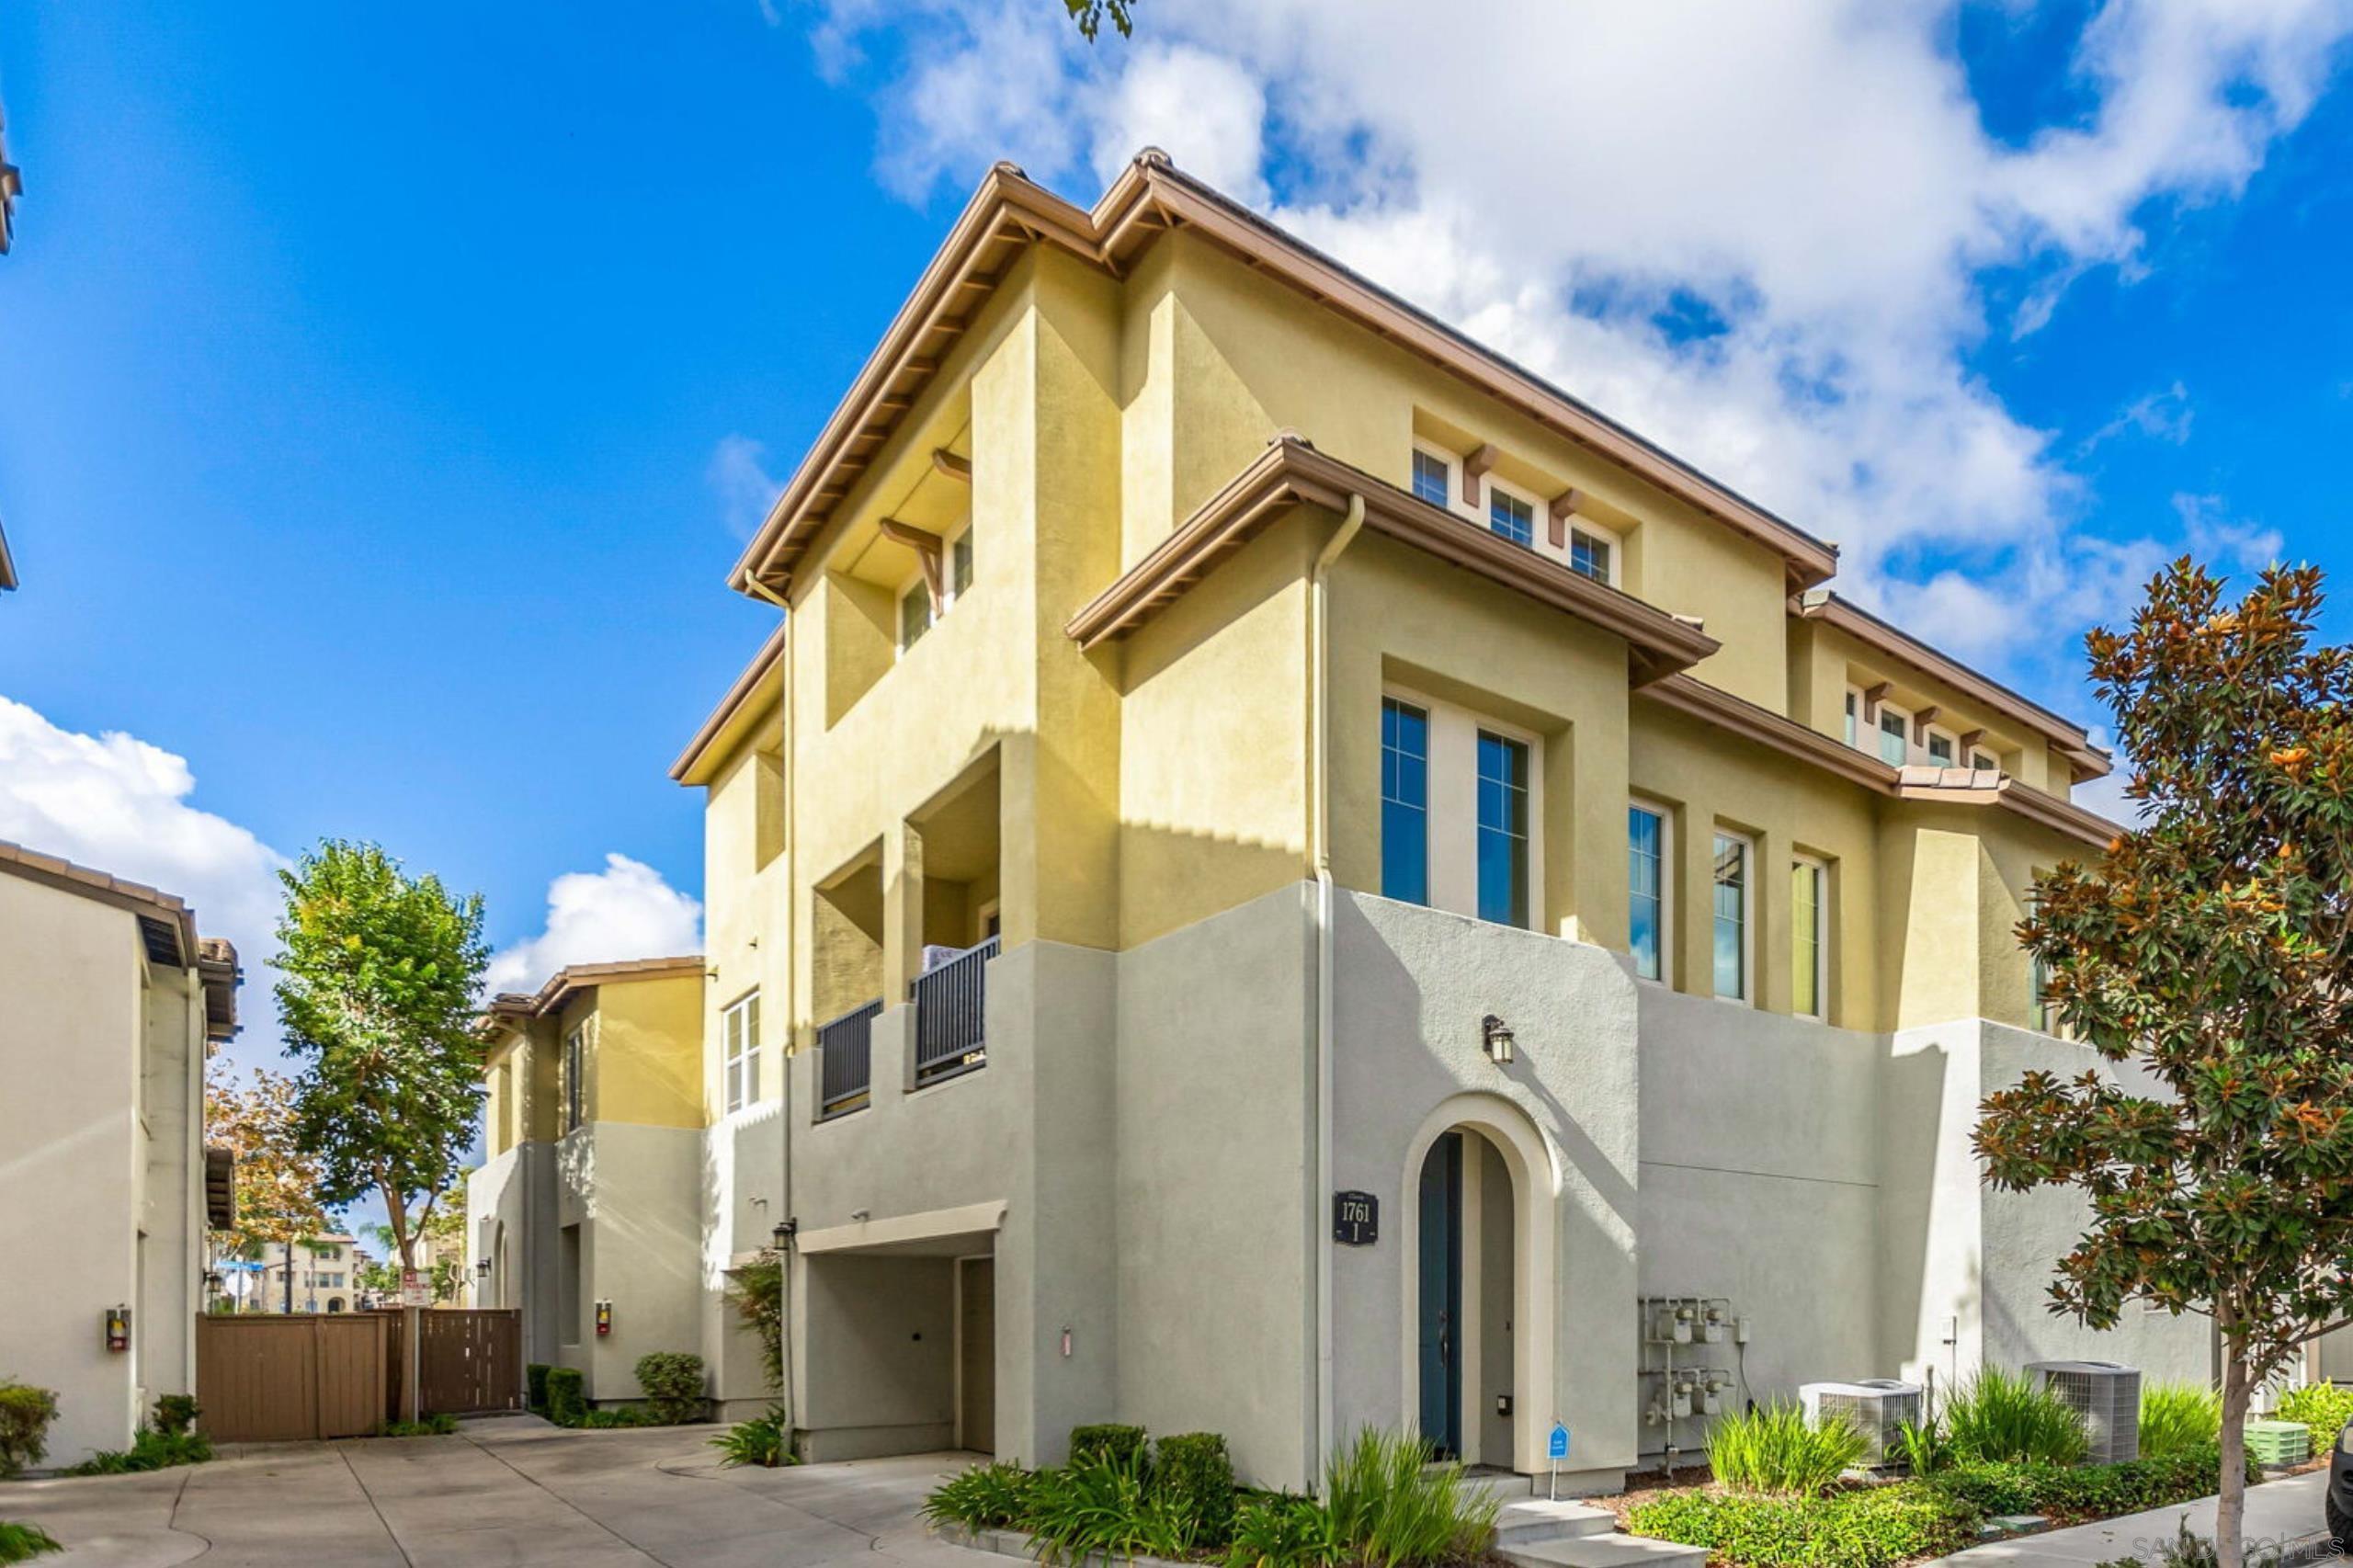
[816,999,882,1119]
[913,936,997,1086]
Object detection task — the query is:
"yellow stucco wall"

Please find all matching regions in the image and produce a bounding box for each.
[592,975,706,1130]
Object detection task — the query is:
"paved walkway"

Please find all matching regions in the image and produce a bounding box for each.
[1928,1467,2336,1568]
[0,1416,987,1567]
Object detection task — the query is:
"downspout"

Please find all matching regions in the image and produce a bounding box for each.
[1310,494,1365,1486]
[744,572,798,1430]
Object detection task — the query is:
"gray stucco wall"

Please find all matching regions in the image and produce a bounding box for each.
[700,1101,786,1413]
[555,1120,705,1402]
[470,1140,558,1369]
[799,1253,957,1460]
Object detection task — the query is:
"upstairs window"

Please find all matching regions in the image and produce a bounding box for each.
[1569,528,1613,584]
[1927,730,1956,767]
[1381,699,1431,905]
[1629,803,1668,983]
[1844,691,1859,747]
[723,991,761,1113]
[1972,749,1996,771]
[1488,490,1534,548]
[950,525,975,597]
[1792,856,1827,1019]
[1412,449,1451,508]
[899,582,932,651]
[1877,707,1909,767]
[562,1024,587,1133]
[1712,832,1751,1002]
[1476,732,1531,927]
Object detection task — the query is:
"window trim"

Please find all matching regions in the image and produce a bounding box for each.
[1791,853,1828,1021]
[1410,446,1454,509]
[1628,799,1673,986]
[1474,726,1534,928]
[722,990,761,1114]
[1924,726,1959,768]
[1485,474,1539,549]
[1566,519,1621,586]
[1711,828,1755,1005]
[1380,694,1433,907]
[1876,702,1912,767]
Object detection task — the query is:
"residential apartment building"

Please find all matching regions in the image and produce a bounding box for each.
[220,1234,360,1314]
[611,150,2206,1492]
[468,958,715,1405]
[0,840,239,1469]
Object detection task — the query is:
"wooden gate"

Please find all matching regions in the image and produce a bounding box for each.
[416,1309,523,1415]
[196,1312,390,1442]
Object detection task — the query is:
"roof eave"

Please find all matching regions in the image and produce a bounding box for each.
[671,624,787,784]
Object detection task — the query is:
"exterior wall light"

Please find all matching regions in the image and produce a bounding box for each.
[474,1258,492,1278]
[771,1219,797,1251]
[1481,1014,1515,1064]
[595,1300,613,1337]
[105,1304,131,1352]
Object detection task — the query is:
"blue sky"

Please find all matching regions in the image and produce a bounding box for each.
[4,2,2353,1143]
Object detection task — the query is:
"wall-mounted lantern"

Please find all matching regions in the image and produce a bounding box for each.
[595,1300,613,1337]
[771,1219,797,1253]
[105,1304,131,1352]
[1481,1014,1516,1065]
[474,1257,492,1278]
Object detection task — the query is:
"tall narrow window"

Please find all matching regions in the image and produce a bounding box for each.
[1712,832,1749,1001]
[1844,692,1859,747]
[1488,491,1534,547]
[900,581,932,650]
[1569,528,1612,584]
[950,528,974,597]
[723,992,761,1113]
[563,1024,586,1132]
[1878,709,1908,766]
[1792,857,1826,1018]
[1629,804,1666,982]
[1381,699,1429,905]
[2029,893,2052,1033]
[1412,449,1450,508]
[1476,732,1531,927]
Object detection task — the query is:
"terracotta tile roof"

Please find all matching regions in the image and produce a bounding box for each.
[481,954,706,1023]
[0,838,242,1038]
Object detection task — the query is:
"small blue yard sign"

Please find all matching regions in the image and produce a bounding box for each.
[1548,1423,1570,1461]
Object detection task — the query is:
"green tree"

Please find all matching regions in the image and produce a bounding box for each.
[1975,559,2353,1568]
[203,1063,330,1264]
[275,840,488,1273]
[1062,0,1132,40]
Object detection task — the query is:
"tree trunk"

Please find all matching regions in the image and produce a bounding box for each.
[2218,1343,2251,1568]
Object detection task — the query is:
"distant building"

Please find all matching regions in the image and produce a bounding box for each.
[0,839,240,1469]
[222,1233,361,1314]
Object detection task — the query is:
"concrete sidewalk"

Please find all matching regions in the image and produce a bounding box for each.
[0,1415,988,1566]
[1928,1468,2336,1568]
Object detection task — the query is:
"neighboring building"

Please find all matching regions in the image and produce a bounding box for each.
[0,840,239,1470]
[222,1233,361,1314]
[468,958,707,1405]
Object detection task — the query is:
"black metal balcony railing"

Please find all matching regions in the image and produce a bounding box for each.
[816,999,882,1119]
[912,936,998,1086]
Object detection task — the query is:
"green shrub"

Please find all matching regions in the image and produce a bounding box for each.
[527,1363,552,1414]
[546,1367,586,1426]
[377,1415,459,1437]
[1324,1426,1499,1568]
[1894,1416,1950,1476]
[0,1521,63,1564]
[151,1394,200,1437]
[0,1382,60,1478]
[1154,1432,1238,1546]
[1944,1367,2088,1466]
[1224,1494,1343,1568]
[1628,1481,1981,1568]
[64,1427,211,1476]
[923,1461,1040,1532]
[724,1259,785,1393]
[2276,1381,2353,1460]
[1927,1443,2250,1522]
[577,1406,660,1428]
[633,1352,707,1424]
[709,1405,796,1468]
[1069,1423,1150,1470]
[2138,1384,2222,1458]
[1024,1450,1189,1565]
[1708,1402,1869,1496]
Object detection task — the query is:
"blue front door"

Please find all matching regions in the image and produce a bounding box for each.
[1417,1132,1463,1458]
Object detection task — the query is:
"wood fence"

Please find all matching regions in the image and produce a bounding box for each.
[195,1312,389,1442]
[196,1307,522,1441]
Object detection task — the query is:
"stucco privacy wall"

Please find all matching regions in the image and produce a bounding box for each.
[553,1119,704,1400]
[1112,882,1316,1488]
[701,1102,786,1415]
[1330,889,1642,1494]
[471,1141,558,1368]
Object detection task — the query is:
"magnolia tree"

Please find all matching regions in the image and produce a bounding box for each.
[1976,560,2353,1568]
[276,840,488,1274]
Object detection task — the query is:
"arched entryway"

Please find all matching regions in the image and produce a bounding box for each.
[1399,1095,1557,1473]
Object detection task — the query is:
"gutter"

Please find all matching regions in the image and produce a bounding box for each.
[1309,492,1365,1487]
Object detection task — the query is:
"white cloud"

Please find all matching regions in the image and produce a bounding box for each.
[803,0,2353,676]
[2083,382,2194,450]
[484,853,703,995]
[0,695,288,967]
[709,433,781,540]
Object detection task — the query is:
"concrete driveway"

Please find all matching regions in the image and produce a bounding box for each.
[0,1416,988,1567]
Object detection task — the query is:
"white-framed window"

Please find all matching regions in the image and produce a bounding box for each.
[1877,704,1910,767]
[1711,830,1753,1003]
[1411,448,1451,508]
[1926,728,1957,767]
[1792,855,1828,1020]
[1383,685,1544,930]
[1629,801,1671,983]
[1475,729,1532,928]
[1488,483,1536,548]
[562,1023,587,1132]
[897,520,975,654]
[1568,523,1619,585]
[1972,749,1997,772]
[1844,689,1859,747]
[899,580,932,650]
[723,991,761,1113]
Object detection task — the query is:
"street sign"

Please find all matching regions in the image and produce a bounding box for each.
[1548,1423,1570,1460]
[400,1267,430,1308]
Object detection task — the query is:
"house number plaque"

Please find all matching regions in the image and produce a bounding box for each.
[1332,1189,1378,1245]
